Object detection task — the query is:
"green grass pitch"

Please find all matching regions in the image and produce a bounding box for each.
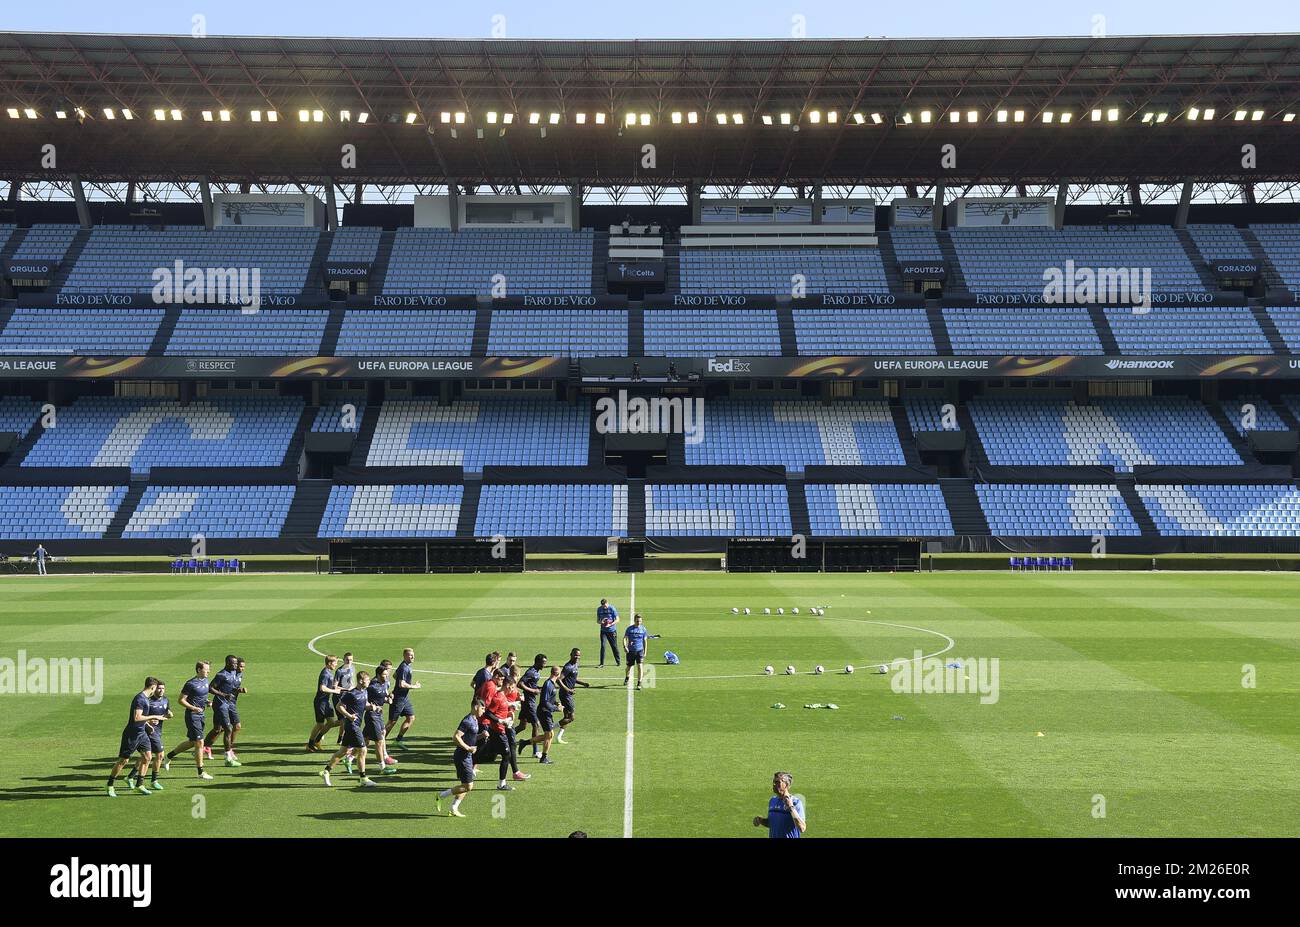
[0,570,1296,837]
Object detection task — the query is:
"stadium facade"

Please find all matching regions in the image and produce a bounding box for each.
[2,33,1300,566]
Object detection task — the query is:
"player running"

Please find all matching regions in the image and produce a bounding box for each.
[514,654,547,758]
[333,652,356,744]
[384,648,422,749]
[365,664,398,774]
[517,665,562,764]
[205,655,247,766]
[165,661,215,780]
[307,655,343,751]
[471,651,501,697]
[321,670,376,788]
[480,671,527,790]
[437,699,486,818]
[623,614,654,690]
[107,677,165,797]
[556,647,591,744]
[597,598,621,667]
[128,680,173,792]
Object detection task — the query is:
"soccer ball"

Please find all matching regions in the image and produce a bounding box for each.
[845,665,855,674]
[777,607,785,615]
[785,665,796,675]
[814,665,825,675]
[743,608,751,615]
[792,607,800,615]
[877,664,889,674]
[813,608,823,616]
[763,608,771,615]
[731,607,739,614]
[763,665,774,676]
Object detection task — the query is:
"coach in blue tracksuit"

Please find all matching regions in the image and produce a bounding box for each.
[597,599,621,667]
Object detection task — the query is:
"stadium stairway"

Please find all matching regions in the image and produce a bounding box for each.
[663,242,681,294]
[472,305,492,355]
[320,304,347,356]
[282,406,316,471]
[3,415,46,466]
[457,476,482,536]
[875,231,904,291]
[776,304,798,356]
[1207,402,1259,464]
[1240,228,1284,289]
[1115,477,1160,540]
[1085,305,1123,354]
[1249,304,1288,353]
[592,231,609,295]
[786,474,811,538]
[666,432,685,466]
[148,306,181,355]
[49,228,92,290]
[939,478,990,534]
[281,479,332,538]
[0,302,14,338]
[1174,228,1221,290]
[955,405,990,468]
[890,404,925,466]
[626,480,647,536]
[926,306,954,354]
[936,231,969,292]
[307,231,333,291]
[348,404,382,466]
[627,305,646,355]
[1272,397,1300,433]
[0,226,27,271]
[370,231,396,291]
[588,405,606,467]
[103,479,149,540]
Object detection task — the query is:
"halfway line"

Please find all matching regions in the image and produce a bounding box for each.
[623,572,636,838]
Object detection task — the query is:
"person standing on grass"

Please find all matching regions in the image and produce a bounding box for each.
[556,647,590,745]
[321,670,375,788]
[107,677,165,797]
[597,598,621,667]
[385,648,422,749]
[165,661,215,781]
[437,699,486,818]
[514,654,547,758]
[753,772,807,838]
[623,614,651,690]
[33,543,49,576]
[307,655,343,751]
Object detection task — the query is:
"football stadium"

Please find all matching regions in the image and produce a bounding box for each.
[0,12,1296,880]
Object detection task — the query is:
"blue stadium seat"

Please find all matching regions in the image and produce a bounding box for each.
[383,229,594,295]
[645,483,790,536]
[977,483,1141,535]
[806,483,953,535]
[0,308,164,354]
[794,308,935,354]
[165,309,329,356]
[336,309,476,355]
[1139,484,1300,536]
[475,484,628,535]
[943,306,1103,354]
[122,485,294,538]
[487,309,628,356]
[680,247,888,294]
[685,399,904,469]
[318,484,463,537]
[644,309,781,356]
[0,485,127,539]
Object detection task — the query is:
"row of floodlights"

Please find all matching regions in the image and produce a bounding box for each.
[6,106,1297,126]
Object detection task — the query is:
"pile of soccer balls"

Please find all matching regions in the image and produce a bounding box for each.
[762,663,889,676]
[731,606,827,616]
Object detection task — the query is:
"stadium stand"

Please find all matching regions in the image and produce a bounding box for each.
[326,226,382,263]
[1266,307,1300,352]
[806,483,953,535]
[1138,483,1300,536]
[685,399,905,468]
[889,228,945,263]
[10,223,79,262]
[0,307,164,354]
[644,308,782,356]
[1249,224,1300,291]
[21,396,304,472]
[60,225,319,295]
[904,396,957,433]
[0,485,127,539]
[335,309,476,355]
[318,484,463,537]
[0,224,16,252]
[679,247,889,294]
[122,484,295,538]
[475,484,629,536]
[1103,305,1269,354]
[382,229,594,295]
[943,306,1104,354]
[967,396,1241,469]
[1187,224,1254,261]
[487,309,629,356]
[977,483,1142,535]
[645,482,791,536]
[0,396,41,437]
[951,226,1204,294]
[365,398,589,469]
[166,308,329,356]
[793,307,935,354]
[1216,394,1289,435]
[312,398,366,433]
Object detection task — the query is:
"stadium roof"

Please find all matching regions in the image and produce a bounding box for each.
[2,32,1299,188]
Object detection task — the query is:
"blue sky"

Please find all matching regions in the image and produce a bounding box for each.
[2,0,1295,39]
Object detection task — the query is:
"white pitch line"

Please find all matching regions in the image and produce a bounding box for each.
[623,573,636,839]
